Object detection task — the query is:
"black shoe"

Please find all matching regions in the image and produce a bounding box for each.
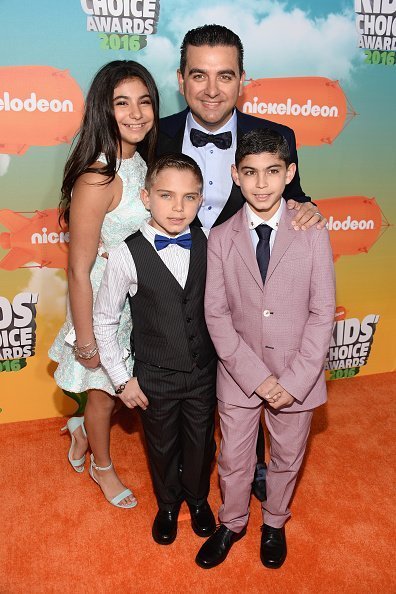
[187,501,216,537]
[152,508,180,545]
[260,524,287,568]
[252,463,267,501]
[195,524,246,569]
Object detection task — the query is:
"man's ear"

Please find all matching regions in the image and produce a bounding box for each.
[231,164,240,186]
[177,69,185,96]
[285,163,296,185]
[140,187,150,210]
[238,70,246,96]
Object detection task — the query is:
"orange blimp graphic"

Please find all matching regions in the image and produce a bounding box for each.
[315,196,389,261]
[334,306,347,321]
[237,77,356,147]
[0,66,84,155]
[0,209,69,270]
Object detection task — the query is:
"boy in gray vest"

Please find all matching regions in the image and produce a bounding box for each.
[94,154,217,546]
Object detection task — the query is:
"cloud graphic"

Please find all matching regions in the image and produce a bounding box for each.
[148,1,358,114]
[21,268,67,318]
[0,154,11,176]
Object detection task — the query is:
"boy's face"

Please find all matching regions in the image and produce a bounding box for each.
[141,168,203,237]
[231,152,296,220]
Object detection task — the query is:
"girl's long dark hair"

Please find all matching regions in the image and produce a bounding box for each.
[60,60,159,226]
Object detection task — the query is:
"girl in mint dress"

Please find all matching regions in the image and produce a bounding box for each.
[49,60,159,508]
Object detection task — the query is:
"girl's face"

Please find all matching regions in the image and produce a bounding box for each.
[113,77,154,158]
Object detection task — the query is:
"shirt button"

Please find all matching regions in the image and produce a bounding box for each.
[210,150,213,154]
[263,310,271,317]
[209,181,213,185]
[208,206,212,210]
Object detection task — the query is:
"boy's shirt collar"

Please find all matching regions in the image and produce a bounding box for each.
[141,219,191,244]
[245,198,284,232]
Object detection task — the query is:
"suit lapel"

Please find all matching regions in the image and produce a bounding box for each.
[231,209,263,291]
[212,123,245,227]
[265,206,296,283]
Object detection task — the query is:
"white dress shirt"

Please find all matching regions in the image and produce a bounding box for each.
[246,198,285,254]
[94,221,207,387]
[182,110,237,228]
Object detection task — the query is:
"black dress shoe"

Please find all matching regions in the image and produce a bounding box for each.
[195,524,246,569]
[252,463,267,501]
[260,524,287,568]
[152,508,180,545]
[187,501,216,537]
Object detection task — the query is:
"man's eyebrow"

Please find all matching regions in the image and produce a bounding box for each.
[188,68,237,76]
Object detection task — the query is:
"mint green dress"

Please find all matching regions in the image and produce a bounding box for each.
[49,152,148,395]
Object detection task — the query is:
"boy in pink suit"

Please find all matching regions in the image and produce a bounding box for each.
[196,129,335,569]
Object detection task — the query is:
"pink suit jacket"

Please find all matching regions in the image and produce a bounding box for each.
[205,202,336,412]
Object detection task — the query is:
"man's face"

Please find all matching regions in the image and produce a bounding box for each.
[177,44,245,132]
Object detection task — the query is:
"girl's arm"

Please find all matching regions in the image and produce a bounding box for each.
[67,169,120,368]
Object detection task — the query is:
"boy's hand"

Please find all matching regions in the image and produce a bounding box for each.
[266,383,295,410]
[287,200,327,230]
[118,378,149,410]
[255,375,278,400]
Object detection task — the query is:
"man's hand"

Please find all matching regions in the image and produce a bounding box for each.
[287,200,327,230]
[266,383,295,410]
[118,378,149,410]
[255,375,278,400]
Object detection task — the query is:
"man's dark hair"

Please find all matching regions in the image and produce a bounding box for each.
[235,129,291,168]
[180,24,244,75]
[145,153,203,191]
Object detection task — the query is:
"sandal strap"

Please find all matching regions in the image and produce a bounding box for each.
[111,489,135,507]
[64,416,87,437]
[90,453,113,472]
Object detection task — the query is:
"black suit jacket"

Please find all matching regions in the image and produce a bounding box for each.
[158,108,310,227]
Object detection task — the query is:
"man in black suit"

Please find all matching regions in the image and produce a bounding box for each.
[157,24,325,502]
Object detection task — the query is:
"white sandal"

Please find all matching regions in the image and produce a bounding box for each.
[89,454,137,509]
[60,417,87,473]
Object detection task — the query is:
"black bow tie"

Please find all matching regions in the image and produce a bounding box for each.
[190,128,232,150]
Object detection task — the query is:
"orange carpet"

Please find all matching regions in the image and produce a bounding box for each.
[1,372,395,594]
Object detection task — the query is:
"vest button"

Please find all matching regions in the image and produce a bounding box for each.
[192,353,198,358]
[186,317,192,323]
[182,298,188,304]
[189,335,195,341]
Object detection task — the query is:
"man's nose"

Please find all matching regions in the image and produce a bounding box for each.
[204,76,220,97]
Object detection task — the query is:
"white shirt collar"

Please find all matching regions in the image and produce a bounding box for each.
[245,198,284,232]
[140,219,191,245]
[186,109,237,141]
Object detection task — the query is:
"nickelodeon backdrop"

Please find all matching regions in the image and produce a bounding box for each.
[0,1,395,423]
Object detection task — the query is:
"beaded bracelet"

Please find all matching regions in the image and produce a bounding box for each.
[73,341,98,360]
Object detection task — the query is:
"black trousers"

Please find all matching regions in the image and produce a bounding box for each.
[135,358,217,512]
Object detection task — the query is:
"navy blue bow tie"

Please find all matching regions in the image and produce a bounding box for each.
[154,233,192,251]
[190,128,232,150]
